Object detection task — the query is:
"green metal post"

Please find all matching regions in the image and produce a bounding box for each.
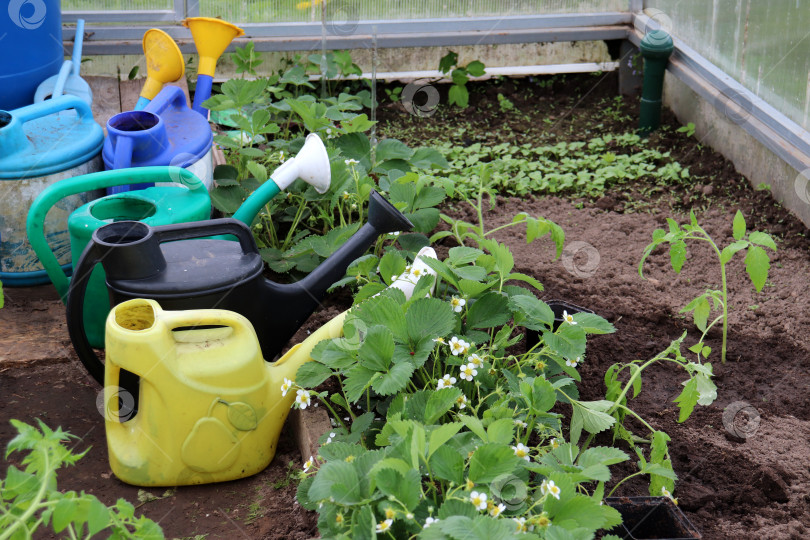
[638,29,674,136]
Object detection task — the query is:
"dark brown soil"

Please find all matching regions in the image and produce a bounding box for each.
[2,72,810,539]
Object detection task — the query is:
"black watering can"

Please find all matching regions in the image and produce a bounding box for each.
[67,190,413,384]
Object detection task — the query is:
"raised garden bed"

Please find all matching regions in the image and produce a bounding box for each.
[2,71,809,539]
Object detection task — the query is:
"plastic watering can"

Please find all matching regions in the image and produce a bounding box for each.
[103,86,213,193]
[67,191,413,384]
[26,166,211,348]
[0,95,104,286]
[134,29,185,111]
[0,0,62,110]
[182,17,244,118]
[102,249,438,487]
[34,19,92,105]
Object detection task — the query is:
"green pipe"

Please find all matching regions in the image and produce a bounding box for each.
[638,29,674,137]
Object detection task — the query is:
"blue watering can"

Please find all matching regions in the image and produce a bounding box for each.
[0,0,62,110]
[103,86,213,194]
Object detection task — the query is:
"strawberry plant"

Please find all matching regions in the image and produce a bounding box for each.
[639,210,777,362]
[288,225,709,538]
[438,51,486,108]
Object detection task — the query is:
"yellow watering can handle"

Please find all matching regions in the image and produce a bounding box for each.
[158,309,258,345]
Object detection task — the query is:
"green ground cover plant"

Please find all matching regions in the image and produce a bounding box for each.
[425,134,690,200]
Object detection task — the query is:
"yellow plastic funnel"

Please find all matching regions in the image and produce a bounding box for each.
[135,29,184,110]
[183,17,245,116]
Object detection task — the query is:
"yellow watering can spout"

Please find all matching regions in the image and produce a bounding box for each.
[183,17,245,116]
[134,29,185,110]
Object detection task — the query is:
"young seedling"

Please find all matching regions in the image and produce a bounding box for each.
[639,210,777,362]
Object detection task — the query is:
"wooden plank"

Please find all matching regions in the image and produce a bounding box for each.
[85,76,121,133]
[119,76,191,111]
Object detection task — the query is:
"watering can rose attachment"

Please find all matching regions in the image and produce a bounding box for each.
[67,190,413,385]
[102,249,438,487]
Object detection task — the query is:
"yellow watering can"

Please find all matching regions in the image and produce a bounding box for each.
[102,248,438,487]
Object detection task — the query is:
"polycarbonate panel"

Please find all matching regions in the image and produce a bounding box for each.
[63,0,172,8]
[197,0,627,23]
[646,0,810,131]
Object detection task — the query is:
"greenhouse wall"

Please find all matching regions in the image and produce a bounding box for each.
[645,0,810,132]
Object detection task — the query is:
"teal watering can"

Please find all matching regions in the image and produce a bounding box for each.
[0,95,104,286]
[27,133,331,348]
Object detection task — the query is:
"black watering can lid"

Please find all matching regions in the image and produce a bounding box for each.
[109,238,264,296]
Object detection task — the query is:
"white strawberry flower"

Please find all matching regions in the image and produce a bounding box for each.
[303,456,315,472]
[281,378,293,397]
[489,503,506,517]
[512,442,531,461]
[295,389,311,409]
[460,363,478,381]
[424,517,439,528]
[541,479,561,499]
[437,374,457,390]
[456,394,468,409]
[467,353,484,369]
[448,336,466,356]
[450,296,466,312]
[470,491,487,510]
[565,356,582,368]
[562,310,577,325]
[376,519,393,533]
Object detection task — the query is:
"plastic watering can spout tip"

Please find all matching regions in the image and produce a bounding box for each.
[183,18,245,77]
[270,133,331,193]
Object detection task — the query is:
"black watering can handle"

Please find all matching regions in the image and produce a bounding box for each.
[151,218,259,255]
[66,218,259,385]
[66,240,108,384]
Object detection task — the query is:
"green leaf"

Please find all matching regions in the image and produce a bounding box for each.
[572,401,615,436]
[466,292,510,329]
[466,60,486,77]
[543,324,586,360]
[745,245,770,292]
[531,376,558,413]
[375,139,414,163]
[448,84,469,108]
[397,232,431,252]
[353,296,408,342]
[438,51,458,73]
[748,231,777,251]
[438,499,478,520]
[571,312,615,335]
[732,210,746,240]
[674,377,699,422]
[87,496,110,537]
[372,362,415,396]
[448,247,485,266]
[430,445,464,485]
[209,185,246,214]
[459,415,488,442]
[343,365,377,403]
[693,297,710,332]
[411,147,450,170]
[504,272,545,292]
[509,295,554,330]
[452,264,488,282]
[379,251,407,285]
[486,418,515,445]
[406,297,457,342]
[669,240,687,273]
[375,468,421,511]
[52,496,77,533]
[308,461,361,504]
[295,361,333,388]
[457,279,493,298]
[468,444,520,483]
[438,515,517,539]
[425,388,463,424]
[428,422,463,459]
[246,160,268,183]
[359,326,395,372]
[720,240,749,264]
